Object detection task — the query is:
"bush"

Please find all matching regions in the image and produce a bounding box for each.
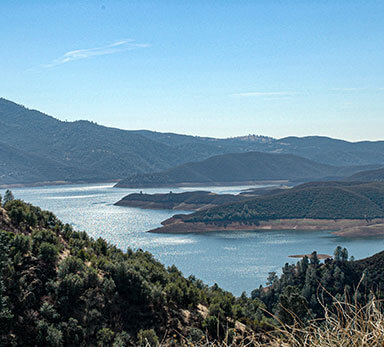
[39,242,58,264]
[97,328,114,346]
[137,329,159,347]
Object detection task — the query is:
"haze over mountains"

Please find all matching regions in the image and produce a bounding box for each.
[116,152,379,188]
[1,97,384,186]
[347,167,384,182]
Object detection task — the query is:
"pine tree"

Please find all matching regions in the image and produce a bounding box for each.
[3,190,14,206]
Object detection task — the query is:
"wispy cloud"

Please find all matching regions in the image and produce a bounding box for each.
[231,91,301,97]
[331,87,366,92]
[35,39,150,69]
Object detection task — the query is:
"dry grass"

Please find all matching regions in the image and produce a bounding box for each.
[154,294,384,346]
[267,296,384,347]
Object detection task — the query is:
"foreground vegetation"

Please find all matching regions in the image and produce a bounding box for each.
[1,191,384,346]
[0,195,271,346]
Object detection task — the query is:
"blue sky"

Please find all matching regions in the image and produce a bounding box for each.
[1,0,383,140]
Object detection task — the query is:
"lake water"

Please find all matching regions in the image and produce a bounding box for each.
[3,182,384,296]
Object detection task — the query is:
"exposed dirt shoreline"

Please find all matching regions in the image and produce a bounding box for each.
[289,253,332,259]
[0,180,119,189]
[115,179,289,188]
[114,200,210,211]
[148,217,384,238]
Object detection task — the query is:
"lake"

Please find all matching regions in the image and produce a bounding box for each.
[3,182,384,296]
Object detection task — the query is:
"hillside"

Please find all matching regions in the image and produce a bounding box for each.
[252,247,384,329]
[114,191,250,210]
[138,132,384,167]
[272,136,384,167]
[0,98,249,185]
[185,181,384,222]
[347,167,384,182]
[2,199,384,345]
[0,198,276,346]
[150,182,384,234]
[0,142,94,185]
[2,97,384,185]
[115,151,378,188]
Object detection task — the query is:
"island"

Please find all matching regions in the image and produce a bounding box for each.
[147,181,384,237]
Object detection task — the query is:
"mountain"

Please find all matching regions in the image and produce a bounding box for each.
[0,98,242,185]
[2,97,384,185]
[0,142,94,185]
[0,99,290,185]
[347,167,384,182]
[150,182,384,234]
[271,136,384,166]
[136,131,384,167]
[115,151,379,188]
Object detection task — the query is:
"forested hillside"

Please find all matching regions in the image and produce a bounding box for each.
[1,195,384,345]
[347,167,384,182]
[253,247,384,325]
[2,97,384,186]
[0,197,271,346]
[180,181,384,224]
[114,191,249,210]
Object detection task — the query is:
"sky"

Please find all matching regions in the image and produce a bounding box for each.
[1,0,384,141]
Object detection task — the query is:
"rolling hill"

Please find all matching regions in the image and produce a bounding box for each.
[2,97,384,185]
[150,182,384,234]
[115,151,379,188]
[347,167,384,182]
[185,181,384,222]
[0,142,93,184]
[114,190,250,210]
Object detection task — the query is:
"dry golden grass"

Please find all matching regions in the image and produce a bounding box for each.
[155,294,384,347]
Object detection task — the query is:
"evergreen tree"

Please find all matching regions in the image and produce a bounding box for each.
[266,271,278,286]
[3,190,14,206]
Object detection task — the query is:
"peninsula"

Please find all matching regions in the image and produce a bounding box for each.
[147,181,384,237]
[114,191,251,210]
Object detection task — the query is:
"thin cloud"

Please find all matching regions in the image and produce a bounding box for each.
[38,39,150,69]
[331,87,366,92]
[231,91,301,97]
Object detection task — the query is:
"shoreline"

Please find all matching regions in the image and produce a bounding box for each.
[115,179,289,189]
[114,200,207,211]
[148,218,384,238]
[0,179,119,189]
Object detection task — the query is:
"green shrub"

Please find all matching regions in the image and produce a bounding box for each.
[39,242,58,264]
[137,329,159,347]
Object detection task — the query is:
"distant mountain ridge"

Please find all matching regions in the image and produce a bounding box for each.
[1,97,384,185]
[347,167,384,182]
[115,151,380,188]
